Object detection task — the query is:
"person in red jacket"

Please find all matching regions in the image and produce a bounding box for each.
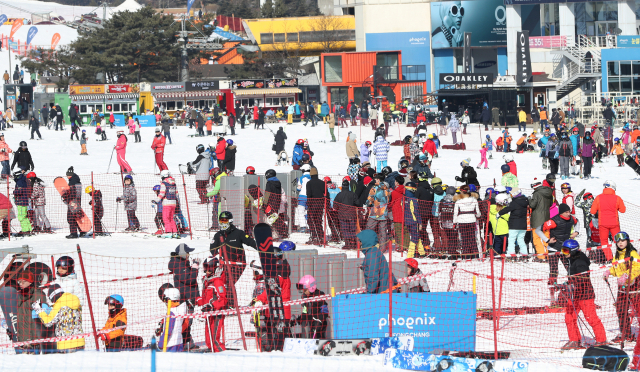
[214,136,226,168]
[415,111,426,125]
[389,176,408,252]
[0,189,12,238]
[422,134,438,158]
[590,180,626,244]
[503,154,518,177]
[196,257,227,352]
[151,128,168,171]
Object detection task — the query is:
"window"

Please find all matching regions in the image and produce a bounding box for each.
[287,33,298,42]
[608,78,620,92]
[113,103,120,112]
[376,53,398,67]
[354,87,371,104]
[129,103,136,112]
[80,105,87,113]
[96,104,103,113]
[542,3,560,36]
[261,33,274,44]
[330,87,348,106]
[517,94,525,107]
[177,101,184,110]
[88,105,95,113]
[324,55,343,83]
[608,61,619,76]
[166,101,176,110]
[621,61,632,75]
[273,33,285,43]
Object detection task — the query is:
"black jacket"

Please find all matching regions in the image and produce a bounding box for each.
[546,214,578,251]
[568,250,595,300]
[333,189,357,220]
[209,224,256,263]
[49,106,56,119]
[264,178,282,213]
[88,189,104,217]
[498,195,529,230]
[29,117,39,129]
[414,180,434,202]
[40,107,48,121]
[168,256,199,302]
[55,105,63,119]
[551,111,561,125]
[480,108,490,123]
[11,148,34,171]
[222,145,236,172]
[68,105,77,118]
[306,175,329,200]
[457,166,480,187]
[274,129,286,153]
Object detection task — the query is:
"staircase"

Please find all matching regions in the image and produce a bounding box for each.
[551,35,602,100]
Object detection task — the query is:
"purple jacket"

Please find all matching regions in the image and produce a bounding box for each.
[581,139,596,157]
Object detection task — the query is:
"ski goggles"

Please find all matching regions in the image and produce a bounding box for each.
[614,232,630,243]
[218,217,230,223]
[449,4,464,16]
[561,247,572,255]
[405,186,417,193]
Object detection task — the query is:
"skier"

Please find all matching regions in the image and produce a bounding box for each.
[485,135,494,159]
[490,194,510,255]
[80,130,88,155]
[404,258,430,292]
[581,131,596,179]
[155,287,186,352]
[32,283,84,353]
[503,154,518,176]
[63,167,83,239]
[360,141,371,163]
[30,173,51,233]
[206,167,227,230]
[477,143,489,169]
[557,131,574,180]
[558,239,607,350]
[29,115,41,140]
[306,167,328,245]
[167,244,199,350]
[590,180,625,245]
[291,275,328,339]
[569,127,580,175]
[12,167,32,237]
[85,185,105,236]
[116,175,140,232]
[292,139,304,170]
[100,295,127,352]
[151,128,168,171]
[10,141,34,171]
[263,169,289,238]
[155,170,179,239]
[273,127,287,164]
[209,211,256,308]
[196,257,227,352]
[214,135,226,168]
[447,113,460,144]
[455,158,480,188]
[404,181,426,258]
[189,144,210,204]
[222,139,236,174]
[115,132,132,174]
[545,133,559,176]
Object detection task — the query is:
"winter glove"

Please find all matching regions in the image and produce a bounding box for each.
[31,300,42,314]
[603,270,611,278]
[151,200,158,205]
[201,304,213,313]
[116,197,122,202]
[455,176,462,182]
[618,273,630,286]
[154,321,164,337]
[191,258,200,269]
[99,333,110,343]
[320,305,329,314]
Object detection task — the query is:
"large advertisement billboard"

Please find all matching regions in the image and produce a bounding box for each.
[431,0,507,49]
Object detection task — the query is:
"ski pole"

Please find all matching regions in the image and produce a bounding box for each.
[107,147,115,173]
[604,276,617,301]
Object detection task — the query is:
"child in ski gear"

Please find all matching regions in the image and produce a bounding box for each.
[404,182,426,258]
[80,130,88,155]
[152,185,164,234]
[53,256,84,301]
[13,167,32,236]
[500,164,519,188]
[156,171,179,238]
[404,258,430,292]
[100,295,127,352]
[542,203,579,303]
[86,185,104,235]
[455,158,480,187]
[14,271,48,352]
[62,167,83,239]
[498,188,529,256]
[373,135,390,171]
[358,229,398,293]
[490,194,510,254]
[291,275,329,339]
[611,138,625,166]
[190,144,211,203]
[477,143,489,169]
[117,175,140,232]
[32,284,85,352]
[156,288,187,352]
[31,174,51,233]
[168,244,199,348]
[115,132,132,173]
[196,258,227,352]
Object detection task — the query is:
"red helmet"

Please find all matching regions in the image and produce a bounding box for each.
[297,139,304,145]
[365,141,372,146]
[26,172,36,179]
[342,176,351,183]
[405,258,419,270]
[246,166,255,175]
[323,176,332,183]
[583,192,594,201]
[210,167,220,177]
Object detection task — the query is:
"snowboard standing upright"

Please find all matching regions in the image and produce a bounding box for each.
[0,287,19,342]
[53,177,92,232]
[253,223,289,351]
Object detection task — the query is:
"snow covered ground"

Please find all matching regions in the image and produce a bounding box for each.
[0,120,637,371]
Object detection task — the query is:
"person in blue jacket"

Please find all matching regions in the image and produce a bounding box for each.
[292,139,304,170]
[569,127,580,176]
[538,131,550,169]
[321,101,330,123]
[357,229,398,294]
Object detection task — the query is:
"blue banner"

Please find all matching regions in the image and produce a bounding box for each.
[0,15,7,26]
[332,292,476,353]
[113,114,156,127]
[616,35,640,48]
[187,0,195,14]
[26,26,37,45]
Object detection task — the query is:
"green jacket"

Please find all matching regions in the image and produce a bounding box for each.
[17,286,48,342]
[501,173,519,189]
[489,204,510,235]
[529,186,554,228]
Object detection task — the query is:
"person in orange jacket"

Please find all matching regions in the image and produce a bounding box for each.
[630,125,640,144]
[611,137,625,166]
[196,258,227,352]
[151,128,168,171]
[590,180,626,244]
[100,295,127,352]
[516,133,527,152]
[205,117,213,136]
[496,136,504,152]
[0,132,12,180]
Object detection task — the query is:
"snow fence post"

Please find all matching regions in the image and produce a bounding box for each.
[323,180,327,248]
[91,171,95,240]
[150,336,157,372]
[490,247,498,360]
[220,245,248,351]
[51,256,56,280]
[497,245,506,329]
[6,177,9,242]
[180,174,193,240]
[388,240,393,337]
[76,244,100,351]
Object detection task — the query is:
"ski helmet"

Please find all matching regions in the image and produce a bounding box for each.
[560,182,571,190]
[418,171,429,181]
[398,159,409,169]
[323,176,332,183]
[163,288,180,302]
[503,154,514,163]
[603,180,616,190]
[196,144,205,153]
[342,176,351,183]
[300,164,311,172]
[485,187,495,196]
[246,166,256,175]
[158,283,174,300]
[381,166,392,176]
[365,141,372,146]
[19,141,27,147]
[265,169,276,179]
[55,256,75,274]
[226,139,233,146]
[26,172,35,179]
[500,164,510,173]
[85,186,94,194]
[279,241,296,251]
[494,186,507,194]
[403,135,412,144]
[105,295,124,310]
[124,175,133,183]
[202,257,220,272]
[296,275,316,293]
[209,142,216,151]
[495,194,510,206]
[153,185,161,192]
[614,231,630,243]
[412,135,419,143]
[297,139,304,145]
[486,134,491,139]
[614,137,620,142]
[405,258,419,270]
[273,247,284,258]
[545,173,556,184]
[301,154,310,162]
[583,192,594,201]
[160,170,171,179]
[562,239,580,251]
[210,167,221,177]
[219,211,233,230]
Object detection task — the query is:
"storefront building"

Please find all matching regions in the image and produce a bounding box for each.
[69,84,139,123]
[231,79,302,110]
[149,80,233,115]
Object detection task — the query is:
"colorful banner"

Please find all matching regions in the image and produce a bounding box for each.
[0,15,8,26]
[528,36,566,48]
[26,26,37,46]
[187,0,195,14]
[265,78,298,88]
[231,80,265,89]
[616,35,640,48]
[51,33,61,50]
[107,84,132,93]
[186,80,219,91]
[10,18,22,38]
[431,0,506,49]
[69,85,105,95]
[113,114,156,127]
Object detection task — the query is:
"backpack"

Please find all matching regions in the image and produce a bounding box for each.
[204,149,217,172]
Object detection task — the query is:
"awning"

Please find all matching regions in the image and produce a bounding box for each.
[71,93,139,101]
[234,88,301,96]
[70,95,104,101]
[153,91,224,100]
[104,93,139,100]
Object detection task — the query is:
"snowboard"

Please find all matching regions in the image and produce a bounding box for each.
[383,349,529,372]
[370,335,414,355]
[283,338,371,356]
[53,177,92,232]
[253,223,289,351]
[625,155,640,175]
[0,287,19,342]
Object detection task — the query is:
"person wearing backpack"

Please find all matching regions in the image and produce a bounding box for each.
[557,132,574,180]
[189,144,211,204]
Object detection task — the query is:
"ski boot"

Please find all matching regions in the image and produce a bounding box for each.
[560,341,583,350]
[154,229,164,235]
[66,233,79,239]
[160,233,173,239]
[172,233,181,239]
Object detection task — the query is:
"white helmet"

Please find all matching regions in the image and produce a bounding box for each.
[300,164,311,172]
[494,186,507,194]
[163,288,180,301]
[603,180,616,191]
[495,194,510,206]
[503,154,514,163]
[209,142,216,150]
[160,170,171,178]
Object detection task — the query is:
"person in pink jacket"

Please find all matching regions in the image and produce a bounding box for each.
[0,133,12,180]
[477,143,488,169]
[115,132,133,174]
[127,117,136,135]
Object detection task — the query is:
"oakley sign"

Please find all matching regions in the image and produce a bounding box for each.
[439,73,493,84]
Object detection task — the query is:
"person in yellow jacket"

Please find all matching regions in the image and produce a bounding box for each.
[604,232,640,344]
[518,109,527,132]
[490,194,510,255]
[32,284,85,352]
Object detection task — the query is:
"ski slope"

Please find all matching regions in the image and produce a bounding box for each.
[0,120,636,371]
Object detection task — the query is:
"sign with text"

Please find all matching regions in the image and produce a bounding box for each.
[10,18,22,38]
[616,35,640,48]
[113,114,156,127]
[26,26,37,45]
[51,33,61,50]
[186,80,219,91]
[516,30,531,86]
[232,80,265,89]
[333,292,476,353]
[107,84,132,93]
[266,78,298,88]
[69,85,105,95]
[151,82,185,92]
[439,73,494,85]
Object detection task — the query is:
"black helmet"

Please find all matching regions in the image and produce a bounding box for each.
[55,256,75,275]
[196,144,205,154]
[398,159,409,169]
[545,173,556,184]
[381,166,392,176]
[219,211,233,221]
[301,154,310,162]
[203,257,220,272]
[265,169,276,179]
[158,283,174,300]
[403,135,412,143]
[19,141,27,147]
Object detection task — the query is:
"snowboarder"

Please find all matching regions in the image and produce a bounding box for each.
[115,132,132,174]
[151,128,167,171]
[63,167,83,239]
